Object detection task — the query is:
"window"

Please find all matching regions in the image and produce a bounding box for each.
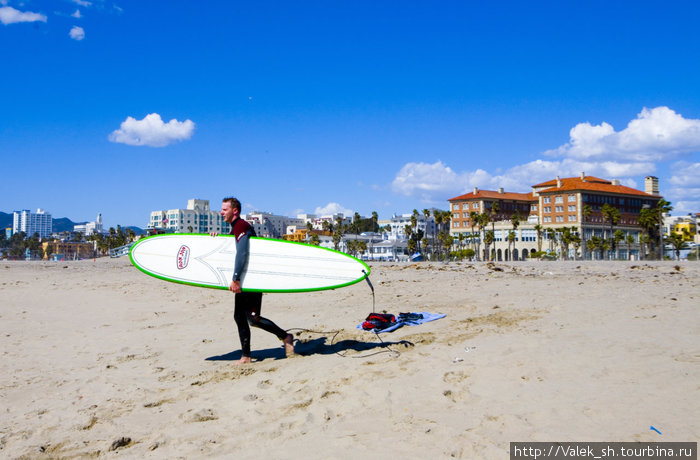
[531,205,538,212]
[544,216,552,223]
[544,206,551,213]
[555,196,563,203]
[543,197,551,204]
[568,194,576,202]
[462,203,468,210]
[453,204,459,211]
[453,213,459,219]
[555,206,563,213]
[556,216,564,222]
[472,202,479,209]
[568,215,576,222]
[568,205,576,212]
[454,221,460,227]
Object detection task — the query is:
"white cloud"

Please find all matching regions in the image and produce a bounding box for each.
[314,202,353,216]
[108,113,195,147]
[670,162,700,187]
[666,162,700,215]
[72,0,92,7]
[391,160,492,200]
[546,107,700,162]
[390,156,660,204]
[72,9,82,18]
[668,200,700,216]
[389,108,700,203]
[69,25,84,40]
[0,6,47,25]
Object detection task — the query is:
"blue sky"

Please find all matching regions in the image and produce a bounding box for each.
[2,0,699,229]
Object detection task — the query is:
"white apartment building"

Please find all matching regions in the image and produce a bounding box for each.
[297,213,352,231]
[384,213,437,241]
[74,213,103,236]
[149,199,227,234]
[13,208,53,238]
[242,212,305,238]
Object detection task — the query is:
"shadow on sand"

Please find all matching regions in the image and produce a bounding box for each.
[206,335,414,362]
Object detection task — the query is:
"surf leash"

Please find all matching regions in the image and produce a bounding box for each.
[362,269,375,313]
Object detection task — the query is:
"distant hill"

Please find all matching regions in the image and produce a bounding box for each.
[0,212,11,230]
[53,217,86,233]
[1,211,143,235]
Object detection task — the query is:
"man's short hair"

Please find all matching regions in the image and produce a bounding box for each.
[223,197,241,212]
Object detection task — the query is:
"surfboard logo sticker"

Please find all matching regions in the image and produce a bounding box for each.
[176,245,190,269]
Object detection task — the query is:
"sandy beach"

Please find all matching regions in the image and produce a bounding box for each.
[1,257,698,459]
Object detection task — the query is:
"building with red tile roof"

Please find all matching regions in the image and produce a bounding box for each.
[448,173,663,261]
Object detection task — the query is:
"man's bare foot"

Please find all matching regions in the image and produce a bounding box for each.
[234,356,252,365]
[283,333,295,356]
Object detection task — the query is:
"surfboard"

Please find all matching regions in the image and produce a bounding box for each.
[129,233,370,293]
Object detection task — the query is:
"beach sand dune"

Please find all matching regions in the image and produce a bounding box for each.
[1,258,698,458]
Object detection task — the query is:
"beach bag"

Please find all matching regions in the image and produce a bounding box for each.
[361,313,396,331]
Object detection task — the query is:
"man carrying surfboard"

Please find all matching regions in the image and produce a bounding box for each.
[216,197,295,364]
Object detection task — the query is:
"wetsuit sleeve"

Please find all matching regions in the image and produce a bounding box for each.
[233,229,252,281]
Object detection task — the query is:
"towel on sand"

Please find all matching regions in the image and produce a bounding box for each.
[356,312,446,334]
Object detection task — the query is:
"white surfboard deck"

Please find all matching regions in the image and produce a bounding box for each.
[129,234,370,293]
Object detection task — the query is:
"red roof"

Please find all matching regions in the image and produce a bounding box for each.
[449,190,534,202]
[537,177,659,197]
[533,176,610,187]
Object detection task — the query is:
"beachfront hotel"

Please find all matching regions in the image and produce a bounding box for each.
[448,174,663,260]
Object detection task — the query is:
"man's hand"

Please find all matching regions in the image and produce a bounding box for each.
[229,280,242,293]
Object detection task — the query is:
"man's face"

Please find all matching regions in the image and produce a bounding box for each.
[221,201,239,223]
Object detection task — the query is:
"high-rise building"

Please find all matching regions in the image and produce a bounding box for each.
[12,209,53,239]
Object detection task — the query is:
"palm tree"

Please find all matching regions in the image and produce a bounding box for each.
[638,207,657,259]
[570,228,582,260]
[510,213,520,261]
[433,211,443,258]
[507,230,516,261]
[625,234,635,260]
[478,212,490,261]
[421,237,430,257]
[546,228,556,253]
[322,220,333,233]
[469,211,479,255]
[457,233,465,252]
[665,232,687,260]
[370,211,379,257]
[483,230,495,261]
[490,201,500,235]
[308,233,321,246]
[613,229,624,260]
[581,204,592,260]
[582,204,592,223]
[305,221,313,242]
[587,235,602,260]
[654,199,673,259]
[534,224,544,253]
[557,227,577,260]
[333,216,344,251]
[601,203,621,259]
[422,209,432,257]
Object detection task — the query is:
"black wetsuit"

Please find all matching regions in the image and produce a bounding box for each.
[230,217,287,357]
